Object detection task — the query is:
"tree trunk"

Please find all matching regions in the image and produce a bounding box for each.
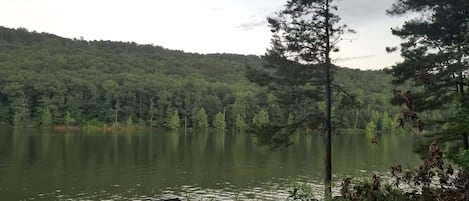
[463,133,469,150]
[462,79,468,149]
[459,71,464,94]
[149,116,153,128]
[459,73,467,150]
[354,110,359,129]
[324,63,332,198]
[324,0,332,198]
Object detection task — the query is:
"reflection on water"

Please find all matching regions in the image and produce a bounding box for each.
[0,128,420,200]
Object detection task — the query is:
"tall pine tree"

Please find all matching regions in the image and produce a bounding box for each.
[247,0,352,196]
[387,0,469,149]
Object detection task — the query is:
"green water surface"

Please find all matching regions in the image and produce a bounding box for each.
[0,128,420,200]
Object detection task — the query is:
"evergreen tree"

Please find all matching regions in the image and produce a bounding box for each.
[388,0,469,148]
[247,0,353,196]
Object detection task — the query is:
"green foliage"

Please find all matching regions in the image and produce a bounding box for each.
[165,110,180,129]
[0,26,408,131]
[0,26,263,128]
[430,110,443,121]
[41,108,53,127]
[335,143,469,201]
[287,182,317,201]
[443,97,469,134]
[336,182,414,201]
[365,121,376,137]
[447,148,469,171]
[193,108,209,130]
[13,111,25,127]
[388,0,469,157]
[148,97,157,127]
[234,115,247,132]
[252,109,269,127]
[388,1,469,98]
[64,111,75,126]
[246,0,353,144]
[380,111,393,130]
[444,96,469,168]
[387,0,469,119]
[370,110,380,129]
[247,0,354,196]
[0,103,9,123]
[227,91,252,131]
[287,113,295,125]
[212,112,226,131]
[126,116,133,127]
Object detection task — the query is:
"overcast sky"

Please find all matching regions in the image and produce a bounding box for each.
[0,0,414,70]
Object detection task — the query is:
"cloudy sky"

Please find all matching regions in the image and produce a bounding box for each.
[0,0,414,69]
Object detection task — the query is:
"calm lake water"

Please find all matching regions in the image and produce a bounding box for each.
[0,128,420,200]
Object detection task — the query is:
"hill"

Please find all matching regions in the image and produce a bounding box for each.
[0,26,412,130]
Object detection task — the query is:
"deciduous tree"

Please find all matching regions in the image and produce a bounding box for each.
[212,112,226,132]
[193,108,209,131]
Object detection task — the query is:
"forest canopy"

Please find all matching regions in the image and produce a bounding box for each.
[0,26,427,130]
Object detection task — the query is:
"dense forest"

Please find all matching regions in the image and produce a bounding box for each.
[0,26,436,131]
[1,0,468,199]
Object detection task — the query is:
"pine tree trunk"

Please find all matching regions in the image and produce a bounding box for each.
[459,71,464,94]
[324,64,332,198]
[459,74,467,149]
[324,0,332,198]
[463,133,469,150]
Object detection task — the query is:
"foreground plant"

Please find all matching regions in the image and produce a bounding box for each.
[336,143,469,201]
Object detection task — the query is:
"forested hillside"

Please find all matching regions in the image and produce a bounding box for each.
[0,26,415,130]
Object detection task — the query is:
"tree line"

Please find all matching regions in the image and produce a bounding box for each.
[0,26,435,132]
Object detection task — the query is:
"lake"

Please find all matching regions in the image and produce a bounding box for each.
[0,128,420,200]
